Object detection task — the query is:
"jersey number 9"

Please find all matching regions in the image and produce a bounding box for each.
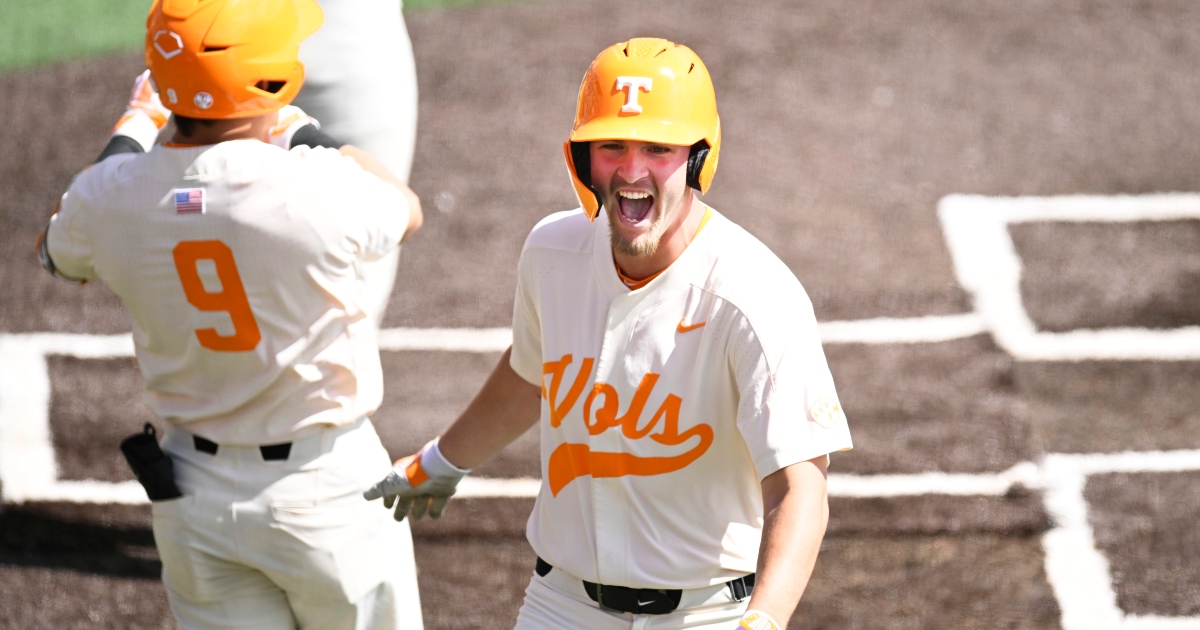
[173,240,262,352]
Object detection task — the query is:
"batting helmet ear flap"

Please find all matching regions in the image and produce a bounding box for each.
[686,141,710,191]
[570,141,594,191]
[564,141,603,220]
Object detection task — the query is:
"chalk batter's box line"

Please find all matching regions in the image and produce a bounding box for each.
[938,192,1200,361]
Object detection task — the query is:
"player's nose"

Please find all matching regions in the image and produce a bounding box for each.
[615,152,651,184]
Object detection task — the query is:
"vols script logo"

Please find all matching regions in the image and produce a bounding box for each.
[541,354,712,496]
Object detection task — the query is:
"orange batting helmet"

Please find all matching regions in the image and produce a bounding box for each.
[145,0,323,119]
[564,38,721,220]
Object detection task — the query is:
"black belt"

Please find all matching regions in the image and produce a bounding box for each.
[535,557,754,615]
[193,436,292,461]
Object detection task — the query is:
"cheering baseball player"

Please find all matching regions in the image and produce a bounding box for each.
[366,38,853,629]
[37,0,426,627]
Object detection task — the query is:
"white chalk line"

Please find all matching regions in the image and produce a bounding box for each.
[936,194,1200,624]
[938,193,1200,361]
[1037,450,1200,630]
[937,193,1200,628]
[817,314,987,345]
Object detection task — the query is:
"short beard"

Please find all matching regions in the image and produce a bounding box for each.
[606,200,668,257]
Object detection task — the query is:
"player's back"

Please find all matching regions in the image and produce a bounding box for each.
[49,139,409,443]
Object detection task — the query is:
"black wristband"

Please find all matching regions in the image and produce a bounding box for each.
[94,135,145,164]
[290,124,344,150]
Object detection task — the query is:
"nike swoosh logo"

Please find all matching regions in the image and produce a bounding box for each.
[676,318,706,333]
[637,599,656,606]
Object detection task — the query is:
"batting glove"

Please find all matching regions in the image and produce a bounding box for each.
[266,105,320,150]
[363,439,470,522]
[738,610,781,630]
[111,70,171,152]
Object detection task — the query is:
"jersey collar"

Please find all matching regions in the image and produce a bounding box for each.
[591,204,720,302]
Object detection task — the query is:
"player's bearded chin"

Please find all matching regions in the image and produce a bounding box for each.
[603,187,670,258]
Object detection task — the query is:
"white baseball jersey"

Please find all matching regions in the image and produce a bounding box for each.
[509,207,853,590]
[45,139,409,445]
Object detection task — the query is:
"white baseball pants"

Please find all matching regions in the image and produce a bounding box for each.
[513,567,748,630]
[295,0,420,326]
[154,418,423,630]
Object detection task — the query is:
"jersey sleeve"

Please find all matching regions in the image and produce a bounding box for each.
[508,248,543,386]
[729,285,853,480]
[296,146,409,261]
[43,190,97,282]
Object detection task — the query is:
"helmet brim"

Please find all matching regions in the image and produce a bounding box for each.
[570,115,708,148]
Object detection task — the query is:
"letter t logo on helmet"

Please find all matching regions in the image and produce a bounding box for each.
[614,76,653,113]
[564,38,721,220]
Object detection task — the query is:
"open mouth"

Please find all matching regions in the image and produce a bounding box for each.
[616,190,655,226]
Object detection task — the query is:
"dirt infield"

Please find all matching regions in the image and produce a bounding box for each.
[7,0,1200,627]
[1086,471,1200,616]
[1013,220,1200,331]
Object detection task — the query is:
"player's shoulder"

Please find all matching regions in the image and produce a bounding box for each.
[521,208,594,255]
[702,210,815,321]
[190,140,345,178]
[66,153,145,204]
[705,211,805,293]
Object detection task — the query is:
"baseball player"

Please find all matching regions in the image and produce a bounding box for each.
[365,38,853,629]
[37,0,425,627]
[293,0,420,325]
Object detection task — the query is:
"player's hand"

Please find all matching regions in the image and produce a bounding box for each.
[112,70,171,151]
[363,439,470,521]
[266,105,320,150]
[737,610,781,630]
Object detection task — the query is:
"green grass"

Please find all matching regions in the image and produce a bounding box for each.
[0,0,153,72]
[0,0,536,74]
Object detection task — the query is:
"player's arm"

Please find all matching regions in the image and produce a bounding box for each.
[436,346,542,468]
[740,456,830,629]
[338,145,423,241]
[95,70,172,164]
[363,347,540,520]
[269,107,423,241]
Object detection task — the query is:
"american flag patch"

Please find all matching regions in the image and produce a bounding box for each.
[174,188,205,214]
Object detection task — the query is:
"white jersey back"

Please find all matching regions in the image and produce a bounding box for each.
[509,208,853,589]
[46,140,409,444]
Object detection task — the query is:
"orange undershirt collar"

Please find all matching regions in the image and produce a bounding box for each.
[161,141,208,148]
[615,206,712,290]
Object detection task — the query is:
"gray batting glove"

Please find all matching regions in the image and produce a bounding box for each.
[364,438,470,521]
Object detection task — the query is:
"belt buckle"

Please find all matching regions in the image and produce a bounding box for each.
[596,585,680,615]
